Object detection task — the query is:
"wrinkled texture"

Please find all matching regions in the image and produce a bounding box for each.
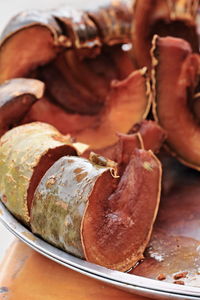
[152,35,200,170]
[132,0,199,68]
[23,68,150,149]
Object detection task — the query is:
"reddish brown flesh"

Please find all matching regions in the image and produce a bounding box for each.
[27,145,77,214]
[23,68,150,149]
[133,0,199,68]
[89,120,166,163]
[83,149,161,271]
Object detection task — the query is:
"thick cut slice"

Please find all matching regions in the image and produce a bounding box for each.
[132,0,199,68]
[152,35,200,170]
[31,146,161,271]
[23,68,151,149]
[0,122,79,224]
[0,78,44,136]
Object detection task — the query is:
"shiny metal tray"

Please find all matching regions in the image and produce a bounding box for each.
[1,201,200,300]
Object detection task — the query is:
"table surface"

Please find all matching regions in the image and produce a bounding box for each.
[0,240,152,300]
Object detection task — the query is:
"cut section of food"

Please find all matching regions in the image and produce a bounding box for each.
[0,122,78,224]
[31,141,162,271]
[0,78,44,136]
[152,35,200,170]
[23,68,151,149]
[0,1,143,150]
[132,0,199,68]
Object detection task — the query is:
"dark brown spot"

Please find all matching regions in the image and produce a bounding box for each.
[173,271,188,280]
[174,280,185,285]
[157,273,166,281]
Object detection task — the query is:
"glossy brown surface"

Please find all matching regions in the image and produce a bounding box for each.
[132,158,200,287]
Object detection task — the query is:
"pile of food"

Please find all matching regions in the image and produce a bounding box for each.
[0,0,200,285]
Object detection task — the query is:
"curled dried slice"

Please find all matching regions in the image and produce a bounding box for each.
[0,122,79,224]
[152,35,200,170]
[0,2,136,139]
[31,146,161,271]
[132,0,199,68]
[23,68,151,149]
[87,120,166,163]
[0,78,44,136]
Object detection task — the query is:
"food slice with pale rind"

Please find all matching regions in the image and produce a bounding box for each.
[0,78,44,136]
[0,122,79,224]
[31,137,161,271]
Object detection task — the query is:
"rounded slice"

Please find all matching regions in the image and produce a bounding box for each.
[0,122,78,224]
[31,147,161,271]
[152,35,200,170]
[24,68,151,149]
[0,78,44,136]
[132,0,199,68]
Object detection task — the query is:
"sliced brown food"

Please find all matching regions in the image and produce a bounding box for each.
[23,68,151,149]
[0,78,44,136]
[152,35,200,170]
[86,0,132,46]
[128,120,167,153]
[0,122,79,224]
[86,120,166,165]
[0,2,136,147]
[132,162,200,287]
[132,0,199,68]
[0,1,133,82]
[31,146,161,271]
[83,149,161,271]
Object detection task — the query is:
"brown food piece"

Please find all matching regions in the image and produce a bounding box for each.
[31,145,162,271]
[89,120,166,163]
[157,273,166,281]
[152,35,200,170]
[82,149,162,271]
[23,68,151,149]
[0,1,139,150]
[132,0,199,68]
[0,78,44,136]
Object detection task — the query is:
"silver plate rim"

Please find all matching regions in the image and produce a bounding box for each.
[1,201,200,300]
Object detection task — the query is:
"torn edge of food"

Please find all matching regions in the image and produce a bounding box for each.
[89,151,119,178]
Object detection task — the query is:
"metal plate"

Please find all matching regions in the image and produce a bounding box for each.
[0,201,200,300]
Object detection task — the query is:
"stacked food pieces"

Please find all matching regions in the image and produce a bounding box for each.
[0,0,200,285]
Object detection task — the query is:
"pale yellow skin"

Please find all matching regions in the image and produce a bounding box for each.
[31,156,111,258]
[0,122,76,224]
